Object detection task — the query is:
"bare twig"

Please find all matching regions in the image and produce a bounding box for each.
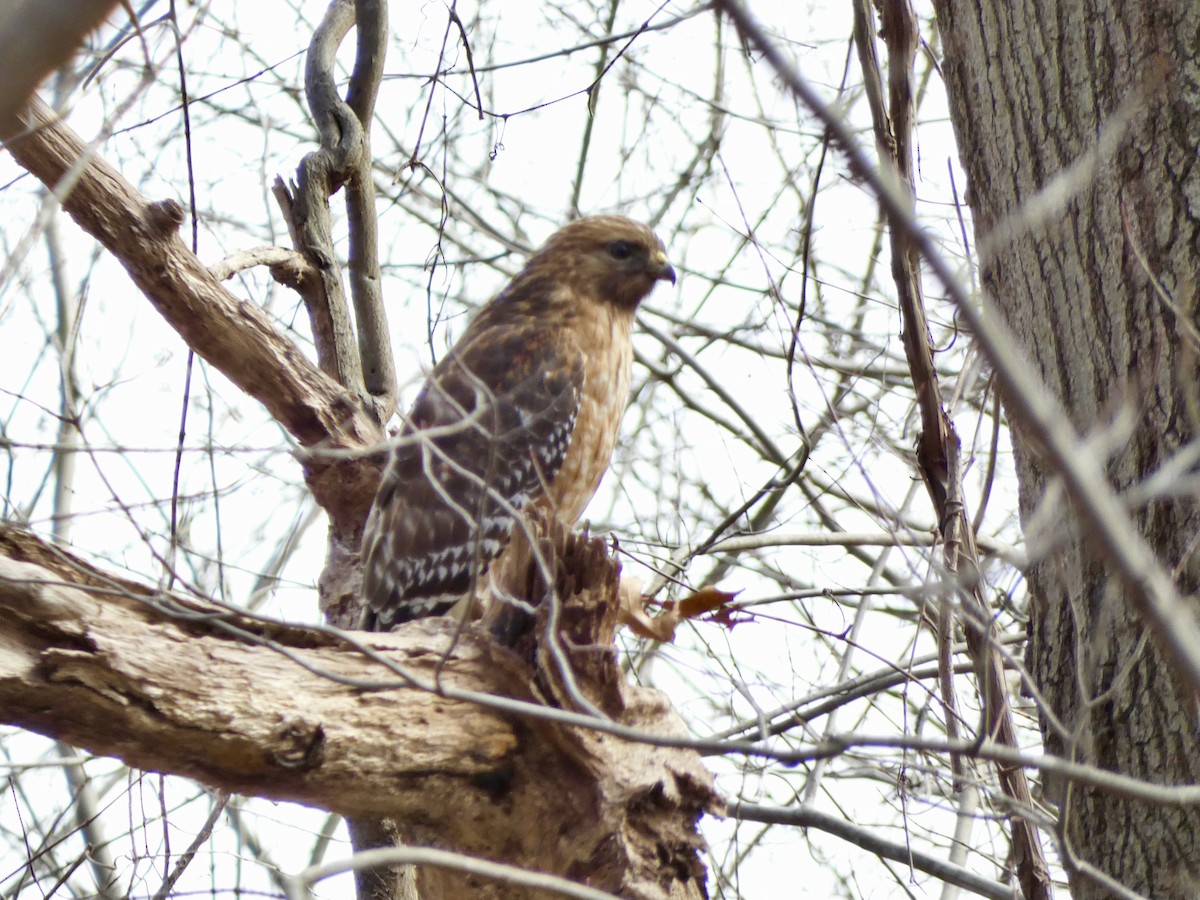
[2,97,383,525]
[734,801,1012,900]
[151,793,229,900]
[290,846,622,900]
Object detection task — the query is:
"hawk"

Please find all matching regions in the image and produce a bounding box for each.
[360,216,676,629]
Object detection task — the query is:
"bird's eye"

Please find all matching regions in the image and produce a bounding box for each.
[607,240,635,261]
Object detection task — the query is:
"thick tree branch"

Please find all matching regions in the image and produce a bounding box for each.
[1,97,383,527]
[0,530,513,817]
[0,524,716,899]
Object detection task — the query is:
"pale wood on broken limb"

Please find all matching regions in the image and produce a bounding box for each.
[0,523,718,900]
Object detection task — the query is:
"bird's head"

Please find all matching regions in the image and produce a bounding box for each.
[527,215,676,311]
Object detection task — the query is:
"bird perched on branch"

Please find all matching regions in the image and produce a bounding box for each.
[360,216,676,630]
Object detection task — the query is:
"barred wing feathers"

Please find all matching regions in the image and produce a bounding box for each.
[361,322,583,628]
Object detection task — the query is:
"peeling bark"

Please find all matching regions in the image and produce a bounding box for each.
[0,524,717,899]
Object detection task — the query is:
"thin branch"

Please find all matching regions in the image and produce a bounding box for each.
[854,0,1050,889]
[705,529,1023,567]
[151,793,228,900]
[291,846,622,900]
[1,97,382,524]
[208,246,309,282]
[733,802,1012,900]
[344,0,396,404]
[280,0,365,393]
[567,0,621,218]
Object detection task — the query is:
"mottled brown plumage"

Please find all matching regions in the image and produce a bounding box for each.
[361,216,675,628]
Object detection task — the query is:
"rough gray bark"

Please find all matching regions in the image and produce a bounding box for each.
[934,2,1200,896]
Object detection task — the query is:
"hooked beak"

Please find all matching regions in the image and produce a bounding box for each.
[651,249,677,285]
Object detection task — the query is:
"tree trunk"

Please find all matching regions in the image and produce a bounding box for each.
[934,2,1200,896]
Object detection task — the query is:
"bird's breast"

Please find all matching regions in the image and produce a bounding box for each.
[539,306,634,524]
